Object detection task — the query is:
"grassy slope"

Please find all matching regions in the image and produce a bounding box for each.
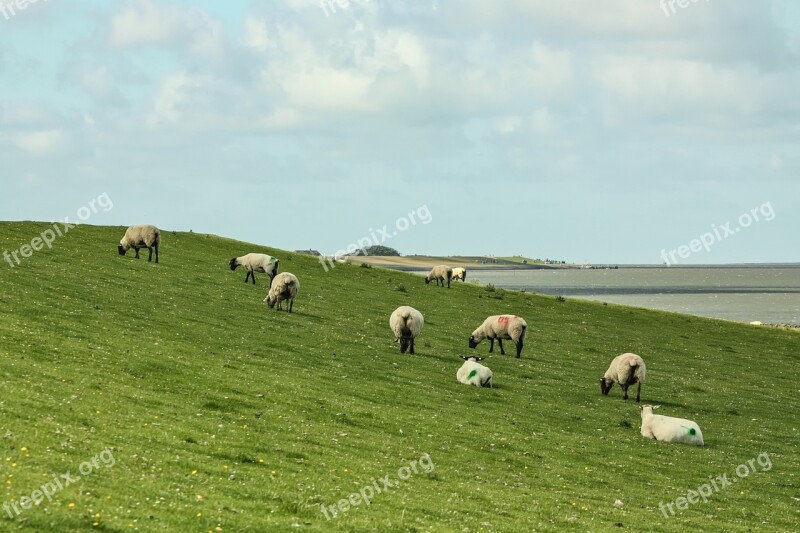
[0,222,798,532]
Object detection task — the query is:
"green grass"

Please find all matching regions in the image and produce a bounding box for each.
[1,221,798,532]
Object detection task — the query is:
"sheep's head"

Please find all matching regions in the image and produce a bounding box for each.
[468,335,479,349]
[229,257,239,271]
[117,244,127,256]
[424,276,431,284]
[639,404,659,416]
[460,355,483,362]
[266,294,277,308]
[600,377,613,395]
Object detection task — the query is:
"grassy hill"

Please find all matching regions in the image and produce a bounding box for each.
[1,221,797,532]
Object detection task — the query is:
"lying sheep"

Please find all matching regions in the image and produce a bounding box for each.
[264,272,299,312]
[425,265,453,288]
[469,315,527,358]
[451,267,467,282]
[118,224,160,263]
[640,405,704,446]
[389,306,424,355]
[600,353,646,402]
[230,253,279,285]
[456,356,493,387]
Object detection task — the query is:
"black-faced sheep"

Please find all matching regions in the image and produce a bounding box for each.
[600,353,646,402]
[468,314,527,358]
[264,272,299,312]
[230,253,279,285]
[425,265,452,288]
[389,305,424,354]
[118,224,160,263]
[451,267,467,281]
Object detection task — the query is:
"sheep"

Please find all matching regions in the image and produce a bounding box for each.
[389,306,424,355]
[456,356,493,387]
[640,405,704,446]
[264,272,299,312]
[118,224,160,263]
[230,253,279,285]
[451,267,467,282]
[425,265,453,288]
[600,352,646,402]
[468,314,527,358]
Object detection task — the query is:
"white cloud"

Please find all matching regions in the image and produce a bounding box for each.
[12,129,67,155]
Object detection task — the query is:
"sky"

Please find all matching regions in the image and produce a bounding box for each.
[1,0,798,264]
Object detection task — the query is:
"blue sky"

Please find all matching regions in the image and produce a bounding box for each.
[1,0,798,264]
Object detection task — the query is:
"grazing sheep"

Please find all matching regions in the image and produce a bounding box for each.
[640,405,704,446]
[468,315,527,358]
[230,253,279,285]
[600,353,647,402]
[451,267,467,282]
[264,272,299,312]
[118,224,160,263]
[456,356,493,387]
[389,306,424,355]
[425,265,453,288]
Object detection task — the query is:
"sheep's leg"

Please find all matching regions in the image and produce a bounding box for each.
[154,244,159,264]
[147,246,153,262]
[288,298,293,313]
[635,382,641,403]
[621,384,629,400]
[409,337,415,355]
[515,339,523,358]
[488,338,494,353]
[134,247,140,259]
[497,338,505,355]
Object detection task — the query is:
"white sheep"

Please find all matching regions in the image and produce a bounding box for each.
[389,306,424,355]
[264,272,299,312]
[230,253,279,285]
[425,265,453,288]
[451,267,467,282]
[640,405,704,446]
[456,356,493,387]
[600,353,646,402]
[118,224,160,263]
[469,314,527,358]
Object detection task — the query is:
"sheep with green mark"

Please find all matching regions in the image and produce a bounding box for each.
[230,253,279,286]
[457,356,493,387]
[639,405,704,446]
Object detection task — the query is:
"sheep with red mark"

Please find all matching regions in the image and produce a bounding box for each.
[468,314,527,358]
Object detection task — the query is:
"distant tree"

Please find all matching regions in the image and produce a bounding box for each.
[353,245,400,256]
